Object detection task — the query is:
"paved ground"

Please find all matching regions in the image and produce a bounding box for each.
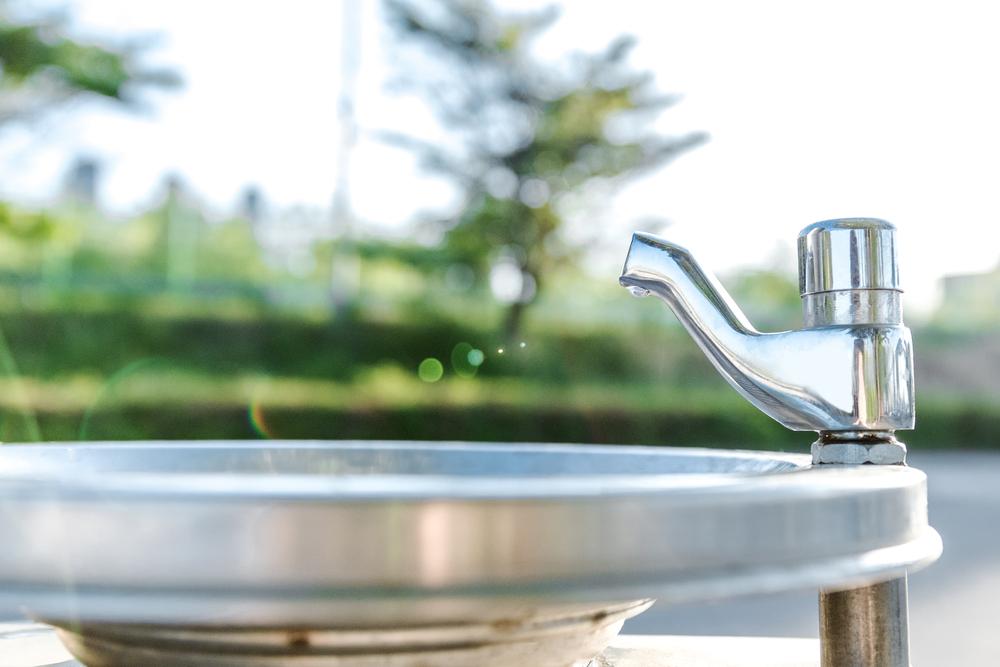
[623,451,1000,666]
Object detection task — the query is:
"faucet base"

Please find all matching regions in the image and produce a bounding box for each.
[811,433,907,465]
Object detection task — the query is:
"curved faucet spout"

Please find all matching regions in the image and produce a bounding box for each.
[619,231,915,435]
[620,232,759,340]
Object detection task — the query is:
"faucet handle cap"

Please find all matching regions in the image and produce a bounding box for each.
[797,218,900,296]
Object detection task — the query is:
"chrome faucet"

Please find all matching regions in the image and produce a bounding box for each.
[620,218,913,464]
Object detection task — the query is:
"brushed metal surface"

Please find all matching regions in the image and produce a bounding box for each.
[819,578,909,667]
[0,441,940,628]
[1,623,823,667]
[51,601,652,666]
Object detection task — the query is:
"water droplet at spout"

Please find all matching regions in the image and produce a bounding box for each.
[627,285,651,298]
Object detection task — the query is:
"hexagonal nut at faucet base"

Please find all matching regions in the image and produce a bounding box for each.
[811,440,907,465]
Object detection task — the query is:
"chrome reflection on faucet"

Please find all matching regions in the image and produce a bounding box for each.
[620,218,913,464]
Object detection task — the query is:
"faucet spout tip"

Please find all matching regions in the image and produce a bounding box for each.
[625,285,650,298]
[619,231,681,295]
[619,263,650,296]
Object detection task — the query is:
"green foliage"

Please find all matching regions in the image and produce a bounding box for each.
[0,22,129,96]
[0,187,282,303]
[199,218,272,281]
[0,307,672,383]
[346,238,454,272]
[0,201,54,241]
[0,9,179,125]
[725,268,802,331]
[385,0,705,333]
[0,304,991,448]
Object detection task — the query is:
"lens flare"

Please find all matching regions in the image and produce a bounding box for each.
[79,357,164,441]
[418,358,444,382]
[451,342,477,378]
[248,400,276,439]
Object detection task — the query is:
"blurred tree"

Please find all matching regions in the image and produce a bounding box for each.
[0,7,179,288]
[726,268,801,332]
[0,8,178,127]
[385,0,705,335]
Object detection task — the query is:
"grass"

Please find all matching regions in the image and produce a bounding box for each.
[0,363,993,451]
[0,365,751,415]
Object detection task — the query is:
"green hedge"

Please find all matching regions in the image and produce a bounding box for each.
[0,308,996,449]
[0,307,718,385]
[10,401,995,450]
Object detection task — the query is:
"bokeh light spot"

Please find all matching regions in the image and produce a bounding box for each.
[451,342,477,378]
[468,349,485,366]
[418,358,444,382]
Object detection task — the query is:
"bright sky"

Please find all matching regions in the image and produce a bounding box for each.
[3,0,1000,316]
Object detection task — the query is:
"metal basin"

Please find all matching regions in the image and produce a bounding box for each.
[0,441,941,666]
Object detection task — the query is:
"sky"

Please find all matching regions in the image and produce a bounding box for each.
[3,0,1000,316]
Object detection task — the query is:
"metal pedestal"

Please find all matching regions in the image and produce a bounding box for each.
[815,430,912,667]
[820,576,909,667]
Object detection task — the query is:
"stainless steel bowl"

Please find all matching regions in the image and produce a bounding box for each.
[0,441,941,666]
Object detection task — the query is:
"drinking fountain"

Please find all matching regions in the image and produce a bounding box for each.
[620,218,928,665]
[620,218,913,455]
[0,218,939,666]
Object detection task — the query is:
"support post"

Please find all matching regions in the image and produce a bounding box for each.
[819,575,909,667]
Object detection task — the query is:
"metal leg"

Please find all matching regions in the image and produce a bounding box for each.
[819,576,910,667]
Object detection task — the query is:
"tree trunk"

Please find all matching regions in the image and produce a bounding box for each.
[502,267,538,338]
[503,300,526,339]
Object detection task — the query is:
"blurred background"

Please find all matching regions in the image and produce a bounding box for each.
[0,0,997,663]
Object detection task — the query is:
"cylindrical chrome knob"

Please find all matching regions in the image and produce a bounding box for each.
[798,218,902,327]
[798,218,900,296]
